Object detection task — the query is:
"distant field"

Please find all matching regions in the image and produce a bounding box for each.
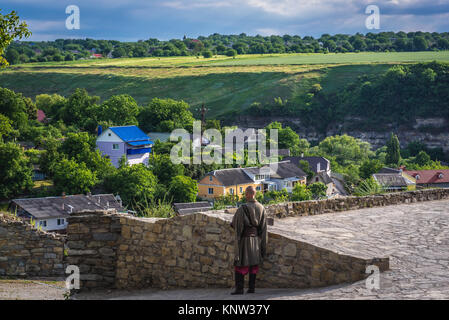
[1,51,448,118]
[210,51,449,66]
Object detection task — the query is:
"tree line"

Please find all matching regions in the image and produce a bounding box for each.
[5,31,449,64]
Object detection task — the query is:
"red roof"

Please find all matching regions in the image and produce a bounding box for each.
[403,169,449,184]
[92,53,102,58]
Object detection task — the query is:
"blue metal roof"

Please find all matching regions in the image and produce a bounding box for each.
[109,126,153,144]
[127,141,152,147]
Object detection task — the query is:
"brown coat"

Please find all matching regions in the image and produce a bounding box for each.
[231,200,267,267]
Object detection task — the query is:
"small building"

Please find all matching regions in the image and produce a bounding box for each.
[373,173,416,192]
[284,156,347,197]
[403,169,449,188]
[283,156,331,175]
[9,194,125,232]
[197,161,307,200]
[96,125,153,168]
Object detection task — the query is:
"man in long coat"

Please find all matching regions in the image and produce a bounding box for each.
[230,186,267,294]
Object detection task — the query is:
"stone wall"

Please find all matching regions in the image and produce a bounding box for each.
[0,213,66,277]
[67,211,388,291]
[65,210,121,289]
[265,188,449,219]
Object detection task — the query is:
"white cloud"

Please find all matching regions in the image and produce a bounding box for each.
[26,20,64,32]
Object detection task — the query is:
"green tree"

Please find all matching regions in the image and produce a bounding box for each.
[385,133,401,166]
[35,93,67,118]
[226,48,237,57]
[150,154,184,185]
[99,94,140,126]
[359,159,383,179]
[39,137,63,177]
[265,122,300,151]
[414,151,431,167]
[112,47,126,58]
[104,164,158,208]
[58,88,100,131]
[291,184,312,201]
[308,182,327,199]
[0,87,29,130]
[5,48,19,64]
[317,134,373,167]
[0,142,33,198]
[168,175,198,203]
[0,114,14,141]
[60,132,114,178]
[202,50,213,58]
[0,10,31,67]
[413,36,428,51]
[138,98,194,132]
[53,158,98,194]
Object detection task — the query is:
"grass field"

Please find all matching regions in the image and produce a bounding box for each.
[1,51,448,118]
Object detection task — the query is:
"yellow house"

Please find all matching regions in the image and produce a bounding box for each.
[198,168,263,200]
[197,161,307,200]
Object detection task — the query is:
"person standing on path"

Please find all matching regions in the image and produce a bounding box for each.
[230,186,268,295]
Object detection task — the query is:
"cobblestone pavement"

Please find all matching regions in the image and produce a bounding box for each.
[75,199,449,300]
[0,278,67,300]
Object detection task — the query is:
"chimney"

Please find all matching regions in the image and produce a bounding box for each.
[301,153,304,158]
[317,162,321,173]
[97,125,102,136]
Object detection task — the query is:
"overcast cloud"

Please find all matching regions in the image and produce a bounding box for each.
[2,0,449,41]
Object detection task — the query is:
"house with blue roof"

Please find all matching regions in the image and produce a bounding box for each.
[96,125,153,168]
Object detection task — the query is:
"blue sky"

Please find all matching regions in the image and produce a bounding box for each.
[3,0,449,41]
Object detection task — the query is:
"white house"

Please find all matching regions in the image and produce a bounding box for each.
[96,125,153,168]
[10,194,125,232]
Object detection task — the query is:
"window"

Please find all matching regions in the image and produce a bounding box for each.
[256,186,261,191]
[239,187,243,193]
[438,173,444,179]
[112,144,119,150]
[415,175,420,180]
[39,220,47,227]
[208,188,214,195]
[57,218,65,226]
[229,188,234,195]
[108,133,111,136]
[209,176,213,182]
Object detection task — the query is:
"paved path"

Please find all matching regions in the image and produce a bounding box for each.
[0,278,67,300]
[75,199,449,300]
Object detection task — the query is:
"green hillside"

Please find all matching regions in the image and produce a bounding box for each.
[1,52,448,118]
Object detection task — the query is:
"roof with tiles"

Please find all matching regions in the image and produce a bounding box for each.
[11,194,124,219]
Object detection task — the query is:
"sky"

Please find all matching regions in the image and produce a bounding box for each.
[3,0,449,41]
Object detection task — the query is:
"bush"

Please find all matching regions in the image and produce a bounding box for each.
[202,50,213,58]
[226,49,237,57]
[353,177,382,196]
